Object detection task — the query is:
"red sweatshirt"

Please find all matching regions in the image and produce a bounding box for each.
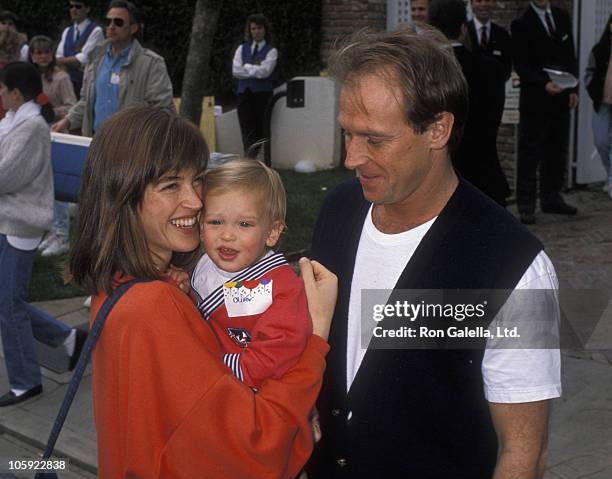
[91,276,328,478]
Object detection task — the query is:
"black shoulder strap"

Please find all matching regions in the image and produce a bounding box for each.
[35,278,145,477]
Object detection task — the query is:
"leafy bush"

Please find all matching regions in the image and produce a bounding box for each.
[3,0,323,106]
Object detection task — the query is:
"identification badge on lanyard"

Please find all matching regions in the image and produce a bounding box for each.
[110,72,121,85]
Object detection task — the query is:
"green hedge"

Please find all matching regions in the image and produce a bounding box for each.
[4,0,323,105]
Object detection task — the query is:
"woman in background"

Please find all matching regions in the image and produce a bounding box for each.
[232,13,278,158]
[0,62,84,407]
[29,35,77,120]
[586,14,612,198]
[29,35,77,258]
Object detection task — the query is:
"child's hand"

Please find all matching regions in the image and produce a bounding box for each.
[167,266,191,294]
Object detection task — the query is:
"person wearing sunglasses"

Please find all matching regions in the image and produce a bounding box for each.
[55,0,104,100]
[52,0,174,137]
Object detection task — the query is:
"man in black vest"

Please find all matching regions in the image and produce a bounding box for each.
[512,0,578,224]
[307,26,560,478]
[232,13,278,158]
[56,0,104,99]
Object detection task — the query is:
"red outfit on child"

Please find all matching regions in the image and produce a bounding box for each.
[192,252,312,388]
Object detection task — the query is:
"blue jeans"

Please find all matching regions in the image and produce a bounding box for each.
[592,105,612,181]
[0,234,71,390]
[53,201,70,238]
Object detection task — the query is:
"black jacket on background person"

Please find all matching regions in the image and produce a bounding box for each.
[467,20,512,81]
[511,4,578,113]
[511,3,578,216]
[467,19,512,127]
[452,44,510,206]
[585,16,612,113]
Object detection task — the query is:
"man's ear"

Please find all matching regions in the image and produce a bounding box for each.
[266,220,285,248]
[428,112,454,151]
[130,22,139,36]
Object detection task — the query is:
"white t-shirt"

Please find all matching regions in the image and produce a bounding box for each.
[346,205,561,404]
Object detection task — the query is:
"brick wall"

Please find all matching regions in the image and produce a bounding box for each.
[320,0,387,64]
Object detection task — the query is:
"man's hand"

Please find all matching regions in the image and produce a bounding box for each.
[51,118,70,133]
[299,257,337,342]
[490,400,550,479]
[544,81,563,96]
[569,93,578,109]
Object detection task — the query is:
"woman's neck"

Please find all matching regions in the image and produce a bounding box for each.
[11,98,25,112]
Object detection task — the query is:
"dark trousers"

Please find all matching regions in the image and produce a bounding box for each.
[237,90,272,157]
[516,106,570,214]
[71,79,82,101]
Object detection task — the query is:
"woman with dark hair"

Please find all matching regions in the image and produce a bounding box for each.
[29,35,78,258]
[586,15,612,197]
[29,35,77,120]
[0,62,85,407]
[68,106,336,478]
[232,13,278,157]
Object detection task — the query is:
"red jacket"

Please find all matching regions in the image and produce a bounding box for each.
[91,276,328,478]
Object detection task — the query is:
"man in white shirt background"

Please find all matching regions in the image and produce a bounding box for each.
[232,13,278,158]
[55,0,104,99]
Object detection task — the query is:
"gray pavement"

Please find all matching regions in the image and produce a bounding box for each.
[0,186,611,477]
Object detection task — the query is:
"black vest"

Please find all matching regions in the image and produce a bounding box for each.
[308,178,543,478]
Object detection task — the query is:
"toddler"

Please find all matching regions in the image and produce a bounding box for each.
[191,158,312,389]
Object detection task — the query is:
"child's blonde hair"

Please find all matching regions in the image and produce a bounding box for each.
[204,158,287,228]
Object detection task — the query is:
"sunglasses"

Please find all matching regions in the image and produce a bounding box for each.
[104,17,126,27]
[69,3,84,9]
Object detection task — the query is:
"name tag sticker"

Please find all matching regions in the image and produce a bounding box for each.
[110,72,121,85]
[223,279,273,317]
[493,50,502,56]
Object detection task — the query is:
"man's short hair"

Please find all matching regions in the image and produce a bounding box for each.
[428,0,467,40]
[108,0,141,25]
[328,27,468,150]
[0,10,18,24]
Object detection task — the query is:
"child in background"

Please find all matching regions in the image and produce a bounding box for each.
[191,158,311,389]
[28,35,77,258]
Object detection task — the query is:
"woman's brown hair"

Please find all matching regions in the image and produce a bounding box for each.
[69,106,208,294]
[28,35,57,82]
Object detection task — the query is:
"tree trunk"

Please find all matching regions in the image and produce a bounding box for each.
[180,0,223,124]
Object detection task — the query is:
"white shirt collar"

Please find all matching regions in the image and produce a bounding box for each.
[473,16,491,33]
[75,18,91,31]
[531,2,552,15]
[252,39,266,50]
